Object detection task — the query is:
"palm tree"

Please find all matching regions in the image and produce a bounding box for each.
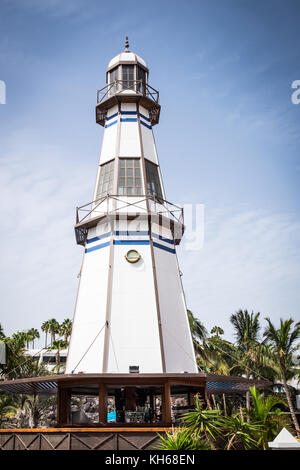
[210,326,224,338]
[248,386,289,449]
[18,394,55,428]
[41,321,50,348]
[47,339,68,373]
[187,310,207,355]
[230,309,261,409]
[59,319,72,341]
[263,317,300,436]
[47,319,60,346]
[27,328,40,349]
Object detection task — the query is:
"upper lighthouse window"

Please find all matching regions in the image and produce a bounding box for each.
[96,160,114,199]
[109,67,119,94]
[137,67,146,94]
[122,65,134,90]
[145,160,163,201]
[118,159,142,196]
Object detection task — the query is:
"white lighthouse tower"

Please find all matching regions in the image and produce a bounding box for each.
[66,38,197,376]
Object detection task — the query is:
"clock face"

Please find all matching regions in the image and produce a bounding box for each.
[125,249,141,263]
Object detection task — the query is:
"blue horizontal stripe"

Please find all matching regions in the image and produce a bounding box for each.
[140,112,150,122]
[121,111,137,115]
[115,230,149,236]
[140,120,152,130]
[114,240,150,246]
[153,241,176,254]
[86,232,111,244]
[120,118,138,123]
[85,241,110,253]
[105,119,117,128]
[152,233,174,245]
[106,112,118,121]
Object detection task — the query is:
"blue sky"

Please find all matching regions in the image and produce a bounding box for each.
[0,0,299,345]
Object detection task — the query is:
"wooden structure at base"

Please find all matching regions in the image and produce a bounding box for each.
[0,372,272,450]
[0,373,206,428]
[0,428,166,451]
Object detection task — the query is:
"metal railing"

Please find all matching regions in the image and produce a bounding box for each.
[75,194,184,227]
[96,80,159,105]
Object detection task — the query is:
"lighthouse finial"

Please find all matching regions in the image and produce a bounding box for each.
[125,36,130,52]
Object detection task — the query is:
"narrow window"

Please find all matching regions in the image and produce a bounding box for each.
[122,65,134,90]
[118,159,142,196]
[145,160,163,201]
[109,66,119,94]
[137,67,146,94]
[96,160,114,199]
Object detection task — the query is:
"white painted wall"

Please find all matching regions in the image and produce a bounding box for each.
[139,106,158,164]
[153,247,198,373]
[107,242,163,373]
[66,225,111,374]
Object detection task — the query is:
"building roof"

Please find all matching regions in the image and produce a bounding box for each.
[0,372,271,395]
[107,52,148,71]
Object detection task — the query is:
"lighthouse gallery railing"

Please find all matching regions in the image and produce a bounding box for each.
[75,194,184,246]
[97,80,159,104]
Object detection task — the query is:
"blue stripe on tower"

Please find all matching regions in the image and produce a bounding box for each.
[106,112,118,121]
[105,120,117,128]
[113,240,150,246]
[120,118,138,123]
[86,232,111,244]
[140,113,151,122]
[115,230,149,237]
[153,242,176,254]
[140,120,152,130]
[120,111,137,115]
[85,241,110,253]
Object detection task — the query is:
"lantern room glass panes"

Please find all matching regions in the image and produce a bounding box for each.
[118,159,142,196]
[97,160,114,199]
[109,66,119,94]
[122,65,134,90]
[145,160,163,201]
[137,66,146,94]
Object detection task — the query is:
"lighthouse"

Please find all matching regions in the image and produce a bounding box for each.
[66,38,197,376]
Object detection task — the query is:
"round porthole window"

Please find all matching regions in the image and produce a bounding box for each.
[125,249,141,264]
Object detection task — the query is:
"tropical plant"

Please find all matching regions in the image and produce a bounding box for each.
[0,394,18,428]
[187,310,208,355]
[221,412,262,450]
[230,310,261,408]
[197,335,236,376]
[181,396,223,449]
[263,317,300,436]
[17,394,55,428]
[47,319,60,346]
[248,386,289,449]
[41,320,51,348]
[26,328,40,349]
[47,339,68,373]
[0,334,48,380]
[59,319,72,341]
[210,326,224,338]
[0,323,5,340]
[156,427,212,450]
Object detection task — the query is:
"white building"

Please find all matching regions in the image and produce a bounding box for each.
[66,39,197,376]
